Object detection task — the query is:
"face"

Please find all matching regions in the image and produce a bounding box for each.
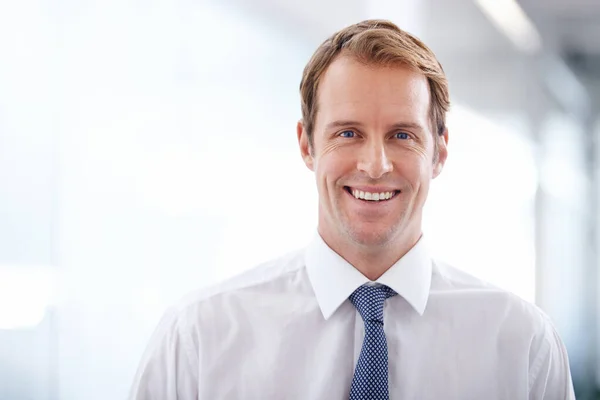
[298,56,448,251]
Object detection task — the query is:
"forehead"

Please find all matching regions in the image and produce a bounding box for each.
[316,56,431,128]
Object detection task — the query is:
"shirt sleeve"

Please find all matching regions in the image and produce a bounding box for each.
[528,315,576,400]
[128,307,199,400]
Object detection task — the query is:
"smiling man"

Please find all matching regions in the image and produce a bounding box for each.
[299,52,444,283]
[130,20,575,400]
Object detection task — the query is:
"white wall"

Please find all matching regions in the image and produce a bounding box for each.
[424,106,537,302]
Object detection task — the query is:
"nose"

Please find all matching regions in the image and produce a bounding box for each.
[356,140,393,179]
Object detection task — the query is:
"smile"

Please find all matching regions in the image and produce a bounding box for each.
[344,186,400,202]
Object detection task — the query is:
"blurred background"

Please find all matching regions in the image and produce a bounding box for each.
[0,0,598,398]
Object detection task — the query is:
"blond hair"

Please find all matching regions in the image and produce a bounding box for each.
[299,19,450,146]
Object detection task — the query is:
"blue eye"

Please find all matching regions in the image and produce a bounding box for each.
[340,130,355,138]
[395,132,410,140]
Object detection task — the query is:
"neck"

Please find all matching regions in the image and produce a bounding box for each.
[319,226,422,281]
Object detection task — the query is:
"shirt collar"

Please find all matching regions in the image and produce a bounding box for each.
[305,233,432,320]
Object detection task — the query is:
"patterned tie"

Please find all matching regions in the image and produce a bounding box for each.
[349,284,397,400]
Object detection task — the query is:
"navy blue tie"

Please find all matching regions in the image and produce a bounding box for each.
[349,284,397,400]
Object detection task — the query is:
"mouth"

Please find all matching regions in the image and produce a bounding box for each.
[344,186,401,202]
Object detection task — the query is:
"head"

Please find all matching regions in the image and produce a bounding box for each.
[297,19,450,253]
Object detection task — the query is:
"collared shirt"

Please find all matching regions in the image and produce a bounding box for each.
[129,234,575,400]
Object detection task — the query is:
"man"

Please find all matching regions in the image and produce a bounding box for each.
[130,19,575,399]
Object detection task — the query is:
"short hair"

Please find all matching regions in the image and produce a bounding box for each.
[299,19,450,146]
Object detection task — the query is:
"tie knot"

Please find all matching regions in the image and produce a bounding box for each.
[349,284,397,324]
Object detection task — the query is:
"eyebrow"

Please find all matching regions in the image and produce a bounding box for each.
[325,120,425,132]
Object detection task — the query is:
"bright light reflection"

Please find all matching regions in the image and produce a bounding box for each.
[0,266,56,330]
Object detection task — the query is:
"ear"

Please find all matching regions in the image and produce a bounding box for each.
[297,120,315,171]
[432,128,448,179]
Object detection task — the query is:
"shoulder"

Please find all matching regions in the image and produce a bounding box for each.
[168,247,308,323]
[431,259,550,334]
[129,250,308,399]
[432,261,574,395]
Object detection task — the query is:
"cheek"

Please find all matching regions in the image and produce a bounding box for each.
[316,151,352,181]
[407,141,433,160]
[394,156,432,193]
[395,147,429,171]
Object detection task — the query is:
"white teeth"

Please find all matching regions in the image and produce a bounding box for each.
[350,189,396,201]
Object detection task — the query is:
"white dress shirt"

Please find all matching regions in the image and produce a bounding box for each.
[129,234,575,400]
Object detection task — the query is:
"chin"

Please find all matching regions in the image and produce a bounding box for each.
[345,225,399,248]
